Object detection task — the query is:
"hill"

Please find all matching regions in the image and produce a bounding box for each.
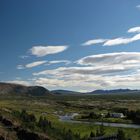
[88,89,139,94]
[52,89,140,95]
[51,90,81,95]
[0,82,50,96]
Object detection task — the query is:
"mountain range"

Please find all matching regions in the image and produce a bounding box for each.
[52,89,140,95]
[0,82,140,96]
[87,89,139,94]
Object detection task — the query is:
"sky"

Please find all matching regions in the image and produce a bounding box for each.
[1,0,140,92]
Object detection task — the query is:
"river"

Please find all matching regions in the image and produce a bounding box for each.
[59,114,140,129]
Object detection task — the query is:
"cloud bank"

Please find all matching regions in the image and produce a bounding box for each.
[32,52,140,91]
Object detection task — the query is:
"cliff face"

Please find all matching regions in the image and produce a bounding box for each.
[0,82,50,96]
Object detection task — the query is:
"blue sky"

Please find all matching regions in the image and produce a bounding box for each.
[1,0,140,91]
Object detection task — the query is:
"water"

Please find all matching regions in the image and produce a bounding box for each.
[59,114,140,129]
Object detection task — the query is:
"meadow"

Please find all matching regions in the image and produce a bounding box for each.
[0,93,140,139]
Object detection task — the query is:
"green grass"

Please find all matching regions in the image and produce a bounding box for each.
[0,94,140,139]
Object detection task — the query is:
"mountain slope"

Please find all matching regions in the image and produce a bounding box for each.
[51,90,81,95]
[88,89,139,94]
[52,89,140,95]
[0,82,50,96]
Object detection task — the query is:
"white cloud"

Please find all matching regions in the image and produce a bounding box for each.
[83,26,140,47]
[82,39,107,46]
[32,52,140,91]
[25,61,47,68]
[128,26,140,33]
[17,65,25,70]
[17,61,47,69]
[47,60,71,65]
[34,77,66,87]
[30,45,68,57]
[32,73,140,91]
[34,52,140,77]
[136,5,140,9]
[103,33,140,46]
[6,80,30,86]
[77,52,140,66]
[33,65,138,77]
[17,60,71,70]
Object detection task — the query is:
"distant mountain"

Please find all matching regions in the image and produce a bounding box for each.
[88,89,139,94]
[51,90,81,95]
[52,89,140,95]
[1,82,139,96]
[0,82,50,96]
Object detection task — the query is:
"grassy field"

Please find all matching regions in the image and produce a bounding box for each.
[0,93,140,139]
